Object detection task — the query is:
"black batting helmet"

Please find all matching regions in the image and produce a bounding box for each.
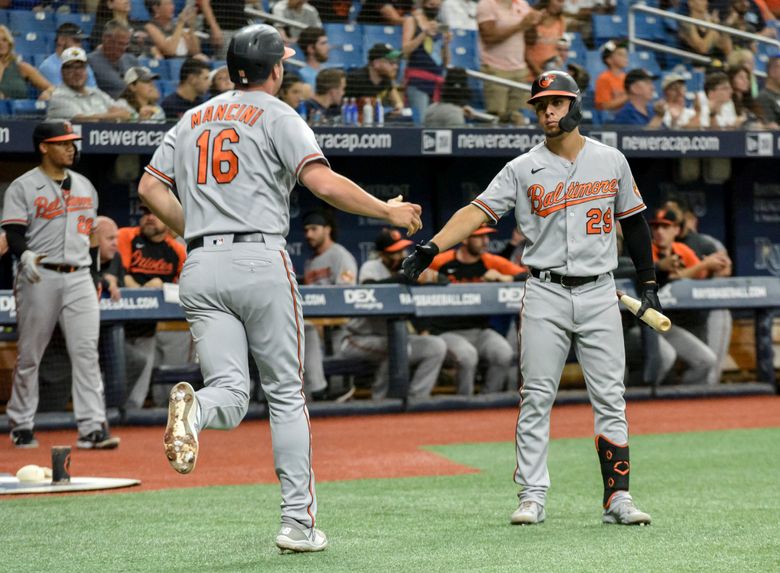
[227,24,296,87]
[527,70,582,132]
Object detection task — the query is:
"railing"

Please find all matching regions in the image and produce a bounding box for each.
[628,3,780,79]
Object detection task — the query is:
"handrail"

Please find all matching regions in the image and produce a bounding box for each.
[630,3,780,49]
[628,3,771,78]
[465,69,532,91]
[245,6,309,30]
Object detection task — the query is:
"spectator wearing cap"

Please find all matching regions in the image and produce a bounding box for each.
[594,40,628,111]
[358,0,415,24]
[756,56,780,126]
[297,26,330,89]
[401,0,451,123]
[525,0,566,76]
[144,0,203,59]
[612,69,664,127]
[339,229,448,400]
[424,66,482,126]
[300,210,358,401]
[476,0,542,122]
[649,207,721,386]
[208,66,234,98]
[693,70,743,128]
[39,23,99,90]
[116,66,165,122]
[301,68,346,124]
[426,225,527,395]
[345,43,405,112]
[441,0,479,31]
[0,25,53,100]
[89,19,140,99]
[658,71,697,128]
[272,0,323,43]
[161,57,210,120]
[47,47,132,121]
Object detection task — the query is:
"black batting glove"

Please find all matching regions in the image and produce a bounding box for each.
[401,242,439,281]
[637,282,662,319]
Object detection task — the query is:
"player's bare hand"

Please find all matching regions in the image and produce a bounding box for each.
[387,197,423,236]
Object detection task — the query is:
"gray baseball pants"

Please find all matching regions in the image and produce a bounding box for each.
[514,274,628,505]
[178,236,317,529]
[8,268,107,435]
[440,328,513,394]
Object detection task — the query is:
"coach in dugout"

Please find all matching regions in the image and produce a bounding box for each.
[427,225,528,395]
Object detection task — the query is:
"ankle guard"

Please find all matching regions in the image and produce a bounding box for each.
[596,435,630,508]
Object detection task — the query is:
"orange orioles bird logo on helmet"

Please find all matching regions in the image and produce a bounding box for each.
[539,74,555,88]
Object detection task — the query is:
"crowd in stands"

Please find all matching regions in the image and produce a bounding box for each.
[0,0,775,126]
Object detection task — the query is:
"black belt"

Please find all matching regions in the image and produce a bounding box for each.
[187,232,266,254]
[530,268,600,288]
[41,263,84,273]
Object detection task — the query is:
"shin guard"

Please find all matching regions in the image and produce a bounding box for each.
[595,435,630,508]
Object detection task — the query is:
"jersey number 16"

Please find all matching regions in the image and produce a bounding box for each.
[196,128,240,184]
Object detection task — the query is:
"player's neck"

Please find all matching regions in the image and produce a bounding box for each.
[545,130,584,162]
[455,245,480,264]
[40,161,67,181]
[315,238,333,256]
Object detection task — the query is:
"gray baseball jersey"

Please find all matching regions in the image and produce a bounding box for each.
[471,137,645,276]
[303,243,357,285]
[2,167,97,266]
[146,90,328,240]
[145,87,328,531]
[469,137,647,509]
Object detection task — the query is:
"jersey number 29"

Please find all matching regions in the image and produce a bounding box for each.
[196,128,240,184]
[586,207,613,235]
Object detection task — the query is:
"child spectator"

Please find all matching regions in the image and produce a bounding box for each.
[0,25,53,100]
[595,40,628,111]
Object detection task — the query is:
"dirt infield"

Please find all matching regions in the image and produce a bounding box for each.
[1,396,778,496]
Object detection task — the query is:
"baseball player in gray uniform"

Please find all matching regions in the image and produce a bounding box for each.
[1,120,119,450]
[301,211,358,400]
[402,71,660,526]
[137,24,422,553]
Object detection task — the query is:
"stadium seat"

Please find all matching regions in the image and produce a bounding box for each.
[362,24,402,59]
[324,23,364,68]
[685,69,704,93]
[449,29,479,70]
[585,49,606,89]
[0,10,8,27]
[14,32,53,59]
[139,57,171,80]
[0,100,11,117]
[10,99,47,118]
[9,9,56,34]
[55,12,96,36]
[634,13,664,41]
[130,1,150,21]
[156,79,177,98]
[592,14,627,44]
[629,51,661,75]
[167,57,186,82]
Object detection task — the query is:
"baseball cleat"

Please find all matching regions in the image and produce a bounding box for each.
[77,426,120,450]
[10,428,39,449]
[275,524,328,553]
[163,382,199,474]
[602,499,652,525]
[510,500,546,525]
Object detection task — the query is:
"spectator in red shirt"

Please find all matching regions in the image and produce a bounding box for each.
[428,225,528,395]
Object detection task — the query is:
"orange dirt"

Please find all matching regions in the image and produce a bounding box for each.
[1,396,779,496]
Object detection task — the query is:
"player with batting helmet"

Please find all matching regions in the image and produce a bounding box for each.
[401,70,660,526]
[138,23,422,553]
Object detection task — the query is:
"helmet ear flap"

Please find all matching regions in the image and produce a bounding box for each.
[558,95,582,132]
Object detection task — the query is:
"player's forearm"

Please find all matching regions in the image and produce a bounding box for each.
[430,205,489,251]
[303,165,390,220]
[138,173,185,237]
[619,213,656,283]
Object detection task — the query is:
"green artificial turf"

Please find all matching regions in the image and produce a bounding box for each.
[4,428,779,573]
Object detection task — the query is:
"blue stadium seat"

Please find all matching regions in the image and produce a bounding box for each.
[564,32,587,55]
[592,14,628,44]
[139,57,171,80]
[0,10,8,27]
[14,32,53,59]
[629,51,661,75]
[130,2,150,21]
[449,29,479,70]
[0,99,10,117]
[324,23,364,68]
[167,57,186,82]
[362,24,402,59]
[10,99,47,118]
[156,79,177,98]
[211,59,226,70]
[55,12,96,36]
[685,69,704,93]
[9,9,56,34]
[585,49,606,89]
[634,13,664,41]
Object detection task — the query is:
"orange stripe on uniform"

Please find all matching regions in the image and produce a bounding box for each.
[471,199,499,223]
[279,250,316,527]
[144,165,175,186]
[616,203,646,218]
[294,153,325,179]
[512,279,530,484]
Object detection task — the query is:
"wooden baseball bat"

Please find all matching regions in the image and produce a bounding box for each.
[616,290,672,333]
